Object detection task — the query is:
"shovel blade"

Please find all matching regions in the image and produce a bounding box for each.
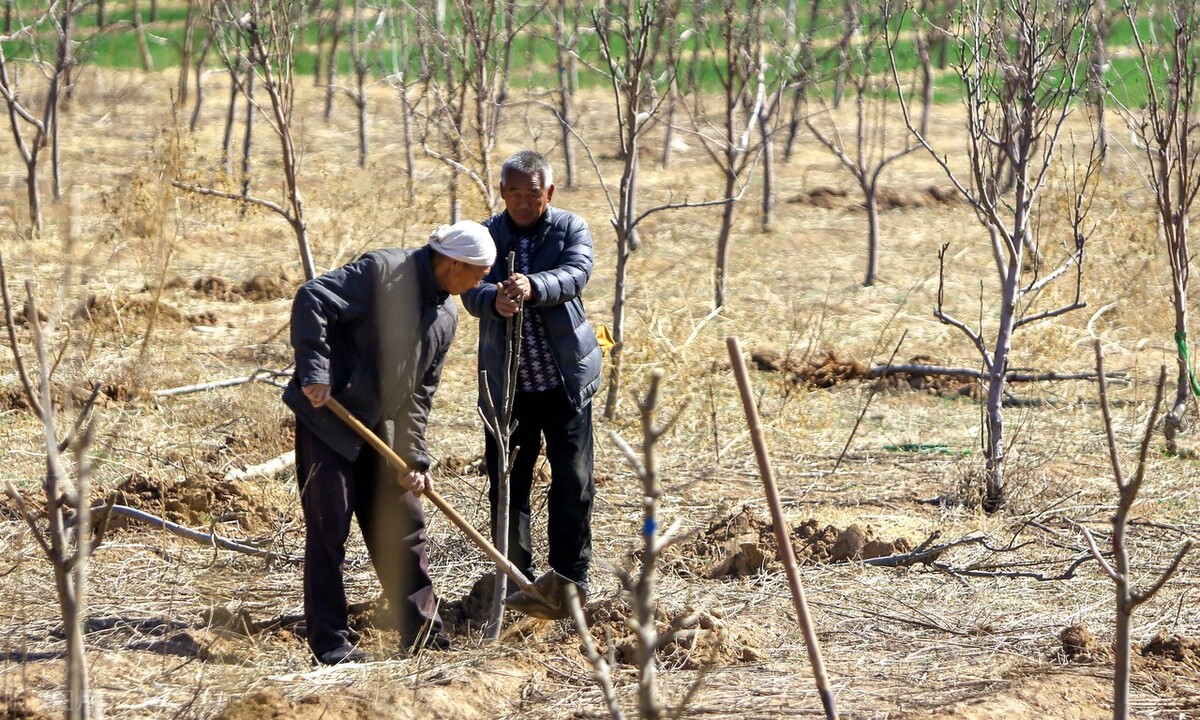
[502,570,577,620]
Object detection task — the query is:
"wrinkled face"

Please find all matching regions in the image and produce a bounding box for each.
[501,169,554,229]
[438,259,491,295]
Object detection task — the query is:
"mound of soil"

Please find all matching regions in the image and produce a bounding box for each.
[0,386,31,411]
[565,597,767,670]
[442,572,506,635]
[751,349,868,389]
[110,473,281,532]
[0,380,148,413]
[435,454,487,478]
[665,506,914,579]
[1059,624,1106,662]
[73,293,184,327]
[751,348,979,399]
[180,274,295,302]
[216,690,388,720]
[1142,631,1200,672]
[787,185,960,211]
[0,692,51,720]
[787,185,848,209]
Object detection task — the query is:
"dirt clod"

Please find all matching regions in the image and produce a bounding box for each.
[666,507,914,579]
[0,692,50,720]
[110,473,282,531]
[1142,631,1200,671]
[1059,624,1102,662]
[188,274,295,302]
[567,597,766,670]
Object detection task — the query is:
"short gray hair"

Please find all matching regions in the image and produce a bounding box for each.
[500,150,554,189]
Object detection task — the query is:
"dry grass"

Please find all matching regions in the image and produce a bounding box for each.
[0,68,1198,719]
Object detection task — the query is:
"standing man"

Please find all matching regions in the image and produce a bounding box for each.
[284,221,495,665]
[463,150,602,598]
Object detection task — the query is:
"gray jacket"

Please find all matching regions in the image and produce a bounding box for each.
[462,206,601,415]
[283,246,456,470]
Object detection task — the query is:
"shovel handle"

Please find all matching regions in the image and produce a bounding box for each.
[324,398,535,593]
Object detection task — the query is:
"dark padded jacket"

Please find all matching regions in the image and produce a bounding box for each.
[283,246,456,470]
[462,206,601,414]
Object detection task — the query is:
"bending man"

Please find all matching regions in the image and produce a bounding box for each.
[285,222,494,664]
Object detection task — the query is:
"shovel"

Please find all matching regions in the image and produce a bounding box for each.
[324,397,573,620]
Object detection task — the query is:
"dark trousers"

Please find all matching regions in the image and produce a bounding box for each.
[485,386,594,585]
[295,420,442,655]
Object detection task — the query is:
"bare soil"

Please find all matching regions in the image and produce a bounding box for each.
[2,64,1199,720]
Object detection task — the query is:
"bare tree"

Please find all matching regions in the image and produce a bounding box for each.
[1085,347,1193,720]
[552,0,580,186]
[478,252,521,640]
[585,0,753,418]
[381,0,420,201]
[417,0,511,220]
[831,0,860,109]
[320,0,344,121]
[807,14,915,286]
[1,251,105,720]
[1115,1,1200,454]
[691,0,775,309]
[177,0,316,280]
[568,370,704,720]
[592,0,671,419]
[0,0,82,234]
[888,0,1100,511]
[1087,2,1111,162]
[781,0,827,161]
[327,0,387,167]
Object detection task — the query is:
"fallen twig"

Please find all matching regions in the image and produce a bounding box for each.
[224,451,295,482]
[867,363,1129,385]
[77,504,299,563]
[152,368,292,397]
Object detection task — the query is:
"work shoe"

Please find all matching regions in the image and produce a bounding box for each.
[314,645,371,665]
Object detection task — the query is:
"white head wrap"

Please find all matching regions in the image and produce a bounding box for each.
[428,221,496,267]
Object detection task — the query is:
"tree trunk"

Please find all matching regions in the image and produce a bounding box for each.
[189,36,212,131]
[355,69,367,167]
[493,0,516,134]
[324,0,344,122]
[863,182,879,286]
[222,70,238,172]
[95,0,105,28]
[401,86,416,203]
[1113,592,1132,720]
[983,269,1018,512]
[604,104,641,420]
[25,160,42,234]
[178,0,196,106]
[1089,8,1110,162]
[714,170,738,309]
[51,105,61,200]
[133,0,154,71]
[916,3,933,136]
[1164,269,1190,453]
[758,98,774,231]
[555,0,575,186]
[603,234,630,421]
[240,70,255,203]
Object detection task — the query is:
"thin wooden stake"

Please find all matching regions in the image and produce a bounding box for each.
[727,336,839,720]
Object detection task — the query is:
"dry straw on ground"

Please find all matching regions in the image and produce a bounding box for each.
[0,68,1198,719]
